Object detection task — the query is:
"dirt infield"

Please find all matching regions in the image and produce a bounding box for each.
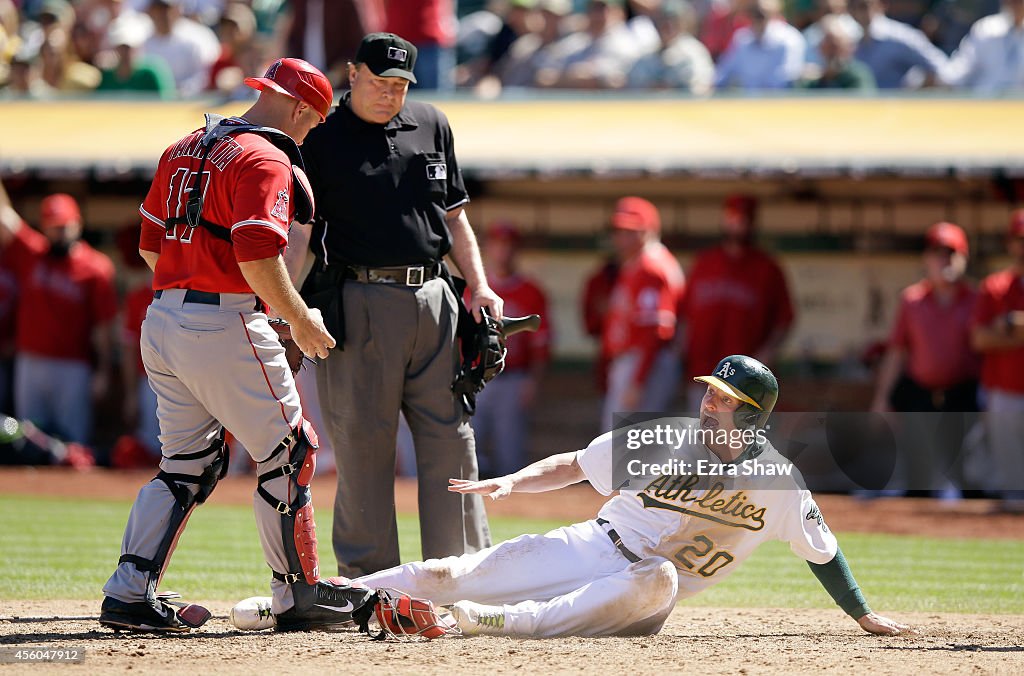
[2,468,1023,674]
[0,467,1022,540]
[1,602,1022,675]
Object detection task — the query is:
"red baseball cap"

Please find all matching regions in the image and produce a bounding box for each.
[925,221,968,256]
[244,58,334,121]
[487,221,522,244]
[1009,209,1024,239]
[611,197,660,232]
[39,193,81,228]
[722,194,758,224]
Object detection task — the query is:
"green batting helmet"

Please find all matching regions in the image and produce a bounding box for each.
[693,355,778,429]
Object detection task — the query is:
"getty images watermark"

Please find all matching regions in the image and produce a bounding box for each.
[611,410,1019,493]
[624,423,789,478]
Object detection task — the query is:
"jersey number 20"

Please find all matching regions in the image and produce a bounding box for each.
[674,535,735,577]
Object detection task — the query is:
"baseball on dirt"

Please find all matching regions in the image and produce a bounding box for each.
[229,596,276,630]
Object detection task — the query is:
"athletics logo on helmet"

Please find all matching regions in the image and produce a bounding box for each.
[694,355,778,429]
[244,58,334,121]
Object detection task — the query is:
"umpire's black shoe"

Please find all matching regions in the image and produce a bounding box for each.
[275,577,374,632]
[99,596,189,633]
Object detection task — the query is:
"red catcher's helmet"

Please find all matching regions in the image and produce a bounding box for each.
[244,58,334,121]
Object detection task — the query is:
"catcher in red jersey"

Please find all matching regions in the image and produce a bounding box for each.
[100,57,372,633]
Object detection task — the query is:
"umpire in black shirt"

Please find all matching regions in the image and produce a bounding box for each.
[293,33,501,576]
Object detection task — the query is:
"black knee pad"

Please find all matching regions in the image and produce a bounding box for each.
[119,431,229,593]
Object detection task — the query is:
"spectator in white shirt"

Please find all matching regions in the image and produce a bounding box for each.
[943,0,1024,95]
[626,0,714,93]
[535,0,644,88]
[492,0,573,90]
[714,0,805,89]
[140,0,218,97]
[802,0,862,67]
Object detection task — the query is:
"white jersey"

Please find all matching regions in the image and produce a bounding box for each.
[577,417,838,599]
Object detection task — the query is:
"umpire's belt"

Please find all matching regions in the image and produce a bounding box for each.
[596,518,641,563]
[343,262,440,287]
[154,289,262,310]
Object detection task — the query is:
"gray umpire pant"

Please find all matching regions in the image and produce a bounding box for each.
[316,277,491,576]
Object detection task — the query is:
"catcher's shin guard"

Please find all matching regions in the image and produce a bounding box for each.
[118,432,230,595]
[257,419,320,586]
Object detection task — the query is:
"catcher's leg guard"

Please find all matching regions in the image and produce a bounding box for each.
[117,433,229,595]
[257,420,375,631]
[256,419,320,586]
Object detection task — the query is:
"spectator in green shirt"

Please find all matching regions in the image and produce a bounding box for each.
[96,23,175,99]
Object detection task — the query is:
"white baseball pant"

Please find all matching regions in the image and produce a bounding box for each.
[357,519,678,638]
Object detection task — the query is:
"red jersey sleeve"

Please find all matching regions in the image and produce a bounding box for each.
[5,221,47,280]
[971,276,1000,327]
[888,294,911,350]
[629,267,677,386]
[139,150,171,254]
[230,154,291,263]
[631,268,677,338]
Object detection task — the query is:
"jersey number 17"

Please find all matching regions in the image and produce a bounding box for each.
[165,168,212,243]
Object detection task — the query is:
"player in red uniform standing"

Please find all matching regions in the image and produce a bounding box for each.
[99,58,372,633]
[870,222,979,497]
[970,209,1024,513]
[681,194,794,412]
[600,197,685,431]
[0,186,116,450]
[472,222,551,476]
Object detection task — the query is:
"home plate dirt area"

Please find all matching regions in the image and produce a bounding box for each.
[1,469,1022,674]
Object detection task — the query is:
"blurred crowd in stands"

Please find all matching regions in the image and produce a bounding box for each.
[2,0,1024,99]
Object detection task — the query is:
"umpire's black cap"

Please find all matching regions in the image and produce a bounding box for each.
[355,33,418,83]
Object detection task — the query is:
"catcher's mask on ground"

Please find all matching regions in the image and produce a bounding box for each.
[693,355,778,430]
[370,588,458,640]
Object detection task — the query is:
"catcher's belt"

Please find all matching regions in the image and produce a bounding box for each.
[153,289,263,311]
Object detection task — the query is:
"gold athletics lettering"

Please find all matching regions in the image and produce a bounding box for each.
[642,476,767,530]
[168,135,245,171]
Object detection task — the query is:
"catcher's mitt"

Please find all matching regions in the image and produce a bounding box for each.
[353,588,458,640]
[452,310,541,415]
[267,318,306,376]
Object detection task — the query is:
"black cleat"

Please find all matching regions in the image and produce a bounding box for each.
[99,596,190,633]
[275,577,374,632]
